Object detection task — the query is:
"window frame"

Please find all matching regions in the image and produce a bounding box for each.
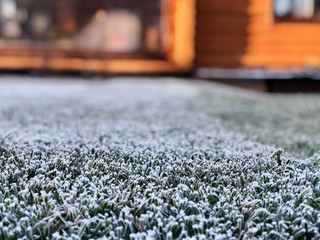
[274,0,320,23]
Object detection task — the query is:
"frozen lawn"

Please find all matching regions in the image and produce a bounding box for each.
[1,77,320,239]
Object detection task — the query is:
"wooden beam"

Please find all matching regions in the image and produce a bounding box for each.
[169,0,196,70]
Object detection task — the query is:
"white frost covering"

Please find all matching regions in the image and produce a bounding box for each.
[0,76,320,239]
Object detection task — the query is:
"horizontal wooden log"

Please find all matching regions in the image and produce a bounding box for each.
[196,43,246,54]
[196,35,247,44]
[197,0,265,15]
[242,55,320,68]
[0,56,186,73]
[195,55,242,68]
[197,15,249,25]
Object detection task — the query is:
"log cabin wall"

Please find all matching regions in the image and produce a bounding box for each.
[194,0,250,69]
[243,0,320,70]
[195,0,320,70]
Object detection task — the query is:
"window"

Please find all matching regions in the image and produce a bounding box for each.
[0,0,165,58]
[274,0,320,22]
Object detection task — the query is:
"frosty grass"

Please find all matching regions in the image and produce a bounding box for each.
[1,77,320,239]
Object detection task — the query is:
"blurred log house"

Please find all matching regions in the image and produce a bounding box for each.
[0,0,320,75]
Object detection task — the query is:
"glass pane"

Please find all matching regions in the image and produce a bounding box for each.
[315,0,320,11]
[0,0,164,56]
[274,0,292,17]
[293,0,314,18]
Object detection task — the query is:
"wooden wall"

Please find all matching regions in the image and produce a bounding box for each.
[195,0,320,70]
[194,0,250,68]
[243,0,320,69]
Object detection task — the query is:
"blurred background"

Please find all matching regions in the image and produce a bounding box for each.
[0,0,320,91]
[0,0,164,54]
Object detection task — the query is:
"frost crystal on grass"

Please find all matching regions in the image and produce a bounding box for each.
[1,77,320,239]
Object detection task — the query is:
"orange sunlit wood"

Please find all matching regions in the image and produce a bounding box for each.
[195,0,320,70]
[243,0,320,69]
[0,57,44,69]
[169,0,196,70]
